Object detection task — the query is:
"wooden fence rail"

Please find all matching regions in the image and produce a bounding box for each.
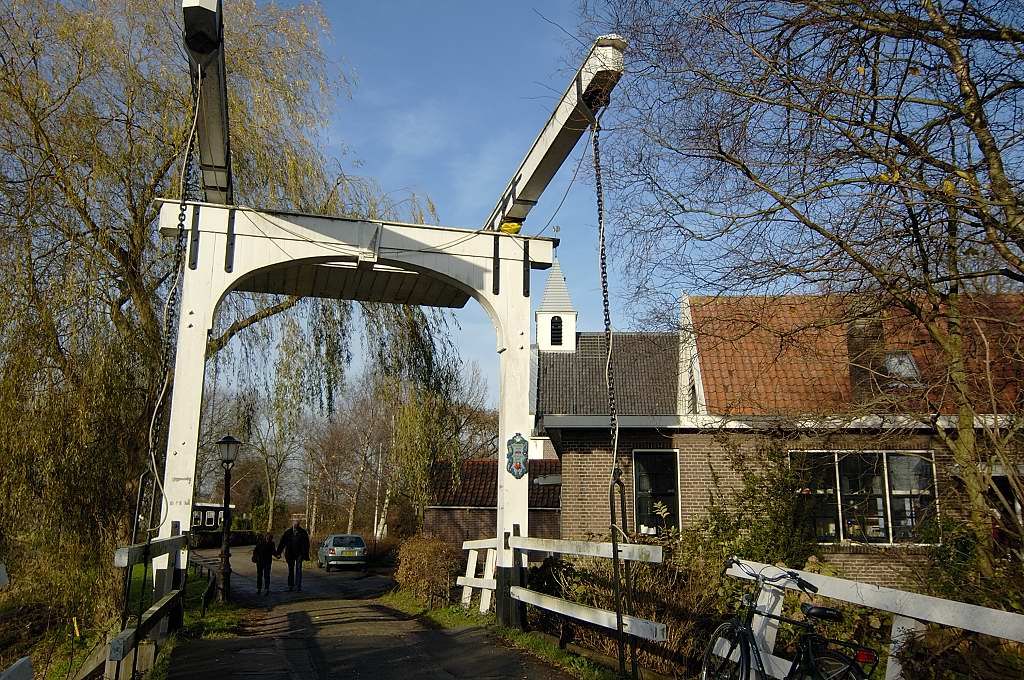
[459,536,668,642]
[722,557,1024,680]
[0,658,32,680]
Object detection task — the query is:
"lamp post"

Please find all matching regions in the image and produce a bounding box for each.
[217,435,241,603]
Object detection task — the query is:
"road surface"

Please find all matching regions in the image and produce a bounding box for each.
[165,549,571,680]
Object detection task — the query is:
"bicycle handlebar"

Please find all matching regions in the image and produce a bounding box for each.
[721,558,819,594]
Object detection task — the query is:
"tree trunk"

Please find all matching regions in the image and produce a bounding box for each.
[346,453,368,534]
[375,484,391,541]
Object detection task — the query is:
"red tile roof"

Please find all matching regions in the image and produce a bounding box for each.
[689,295,1024,416]
[430,459,560,509]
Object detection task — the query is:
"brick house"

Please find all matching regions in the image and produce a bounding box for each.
[424,458,561,549]
[427,259,1022,586]
[542,263,1023,586]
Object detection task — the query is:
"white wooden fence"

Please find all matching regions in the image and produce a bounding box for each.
[723,557,1024,680]
[456,538,498,613]
[457,536,668,641]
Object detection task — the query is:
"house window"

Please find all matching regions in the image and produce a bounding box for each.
[796,451,936,544]
[192,510,203,527]
[883,351,921,387]
[634,450,679,532]
[205,511,216,527]
[551,316,563,346]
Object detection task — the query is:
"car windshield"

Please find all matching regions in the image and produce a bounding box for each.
[332,536,364,548]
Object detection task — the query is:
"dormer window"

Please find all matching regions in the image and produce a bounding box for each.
[551,316,563,346]
[883,351,921,386]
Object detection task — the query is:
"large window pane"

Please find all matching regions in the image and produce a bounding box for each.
[888,453,936,542]
[795,452,840,542]
[839,453,889,542]
[634,451,678,531]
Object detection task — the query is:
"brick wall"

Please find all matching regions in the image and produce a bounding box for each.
[819,547,931,589]
[422,508,560,551]
[555,427,959,587]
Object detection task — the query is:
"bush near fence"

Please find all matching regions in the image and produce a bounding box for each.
[396,535,460,608]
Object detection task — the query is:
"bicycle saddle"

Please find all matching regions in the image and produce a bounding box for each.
[801,602,843,622]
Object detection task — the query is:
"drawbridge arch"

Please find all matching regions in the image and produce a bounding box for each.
[157,199,555,622]
[163,0,625,628]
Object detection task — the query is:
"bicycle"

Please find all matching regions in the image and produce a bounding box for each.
[701,557,880,680]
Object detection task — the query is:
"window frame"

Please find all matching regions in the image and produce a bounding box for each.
[631,448,681,534]
[792,449,940,546]
[551,315,563,346]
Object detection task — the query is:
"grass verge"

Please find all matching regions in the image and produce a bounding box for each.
[379,589,493,629]
[379,589,616,680]
[146,567,244,680]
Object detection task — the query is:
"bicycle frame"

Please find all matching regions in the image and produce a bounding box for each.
[726,569,877,680]
[732,573,814,679]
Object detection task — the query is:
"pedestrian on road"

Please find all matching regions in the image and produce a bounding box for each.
[276,519,310,592]
[252,532,275,594]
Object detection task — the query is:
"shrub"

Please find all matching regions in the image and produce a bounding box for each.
[395,535,460,607]
[526,437,824,676]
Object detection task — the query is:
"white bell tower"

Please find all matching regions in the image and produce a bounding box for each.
[536,258,577,352]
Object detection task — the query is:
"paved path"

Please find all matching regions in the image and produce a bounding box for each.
[168,549,571,680]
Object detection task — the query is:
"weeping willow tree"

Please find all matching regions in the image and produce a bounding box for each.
[0,0,441,660]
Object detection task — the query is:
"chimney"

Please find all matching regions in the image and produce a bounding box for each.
[847,315,885,403]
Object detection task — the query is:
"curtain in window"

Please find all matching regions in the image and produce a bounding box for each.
[838,452,889,543]
[887,453,935,541]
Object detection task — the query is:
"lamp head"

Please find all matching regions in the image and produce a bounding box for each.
[217,434,241,466]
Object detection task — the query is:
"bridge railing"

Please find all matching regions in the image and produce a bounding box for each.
[457,535,668,642]
[0,540,223,680]
[104,533,189,679]
[721,557,1024,680]
[0,562,32,680]
[456,539,498,613]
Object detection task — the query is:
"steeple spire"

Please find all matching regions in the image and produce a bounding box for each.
[536,257,577,352]
[537,258,575,313]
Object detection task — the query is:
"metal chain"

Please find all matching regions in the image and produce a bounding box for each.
[592,124,619,467]
[166,158,192,375]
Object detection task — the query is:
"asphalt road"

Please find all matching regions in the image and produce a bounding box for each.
[166,549,572,680]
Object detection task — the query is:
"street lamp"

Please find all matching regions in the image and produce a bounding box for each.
[217,435,241,602]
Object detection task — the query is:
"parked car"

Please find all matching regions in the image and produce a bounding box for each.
[316,534,367,571]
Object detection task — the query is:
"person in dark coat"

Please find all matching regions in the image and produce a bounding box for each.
[251,532,275,594]
[276,519,310,592]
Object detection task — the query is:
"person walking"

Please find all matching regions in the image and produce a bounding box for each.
[251,532,275,595]
[276,519,310,592]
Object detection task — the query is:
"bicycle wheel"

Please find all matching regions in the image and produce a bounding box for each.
[701,621,750,680]
[803,650,867,680]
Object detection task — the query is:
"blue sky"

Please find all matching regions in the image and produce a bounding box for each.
[320,2,628,403]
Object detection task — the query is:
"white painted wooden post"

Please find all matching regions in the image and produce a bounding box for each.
[480,548,497,614]
[751,583,785,655]
[885,615,926,680]
[461,549,479,608]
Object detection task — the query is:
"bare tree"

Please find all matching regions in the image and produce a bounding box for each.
[587,0,1024,575]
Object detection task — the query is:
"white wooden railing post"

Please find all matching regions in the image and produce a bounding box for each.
[751,583,784,656]
[480,548,497,613]
[885,615,927,680]
[461,549,479,608]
